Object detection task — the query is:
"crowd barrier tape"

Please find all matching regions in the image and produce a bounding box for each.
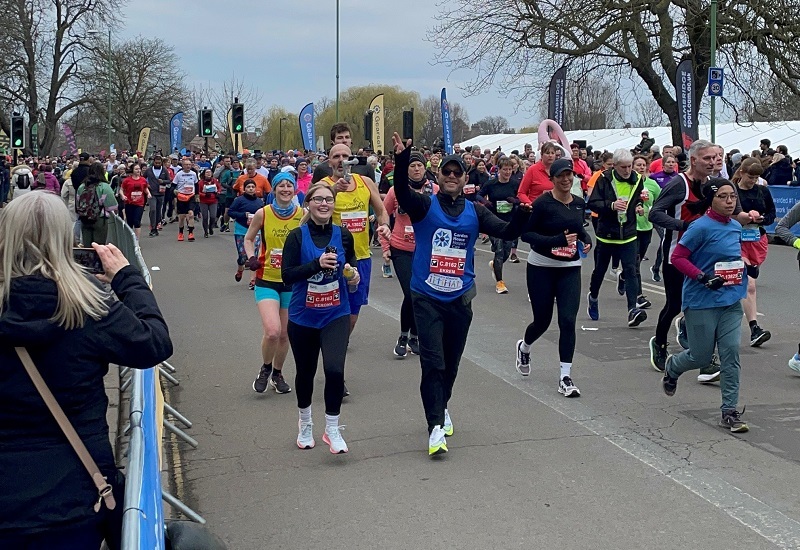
[763,185,800,238]
[106,214,204,550]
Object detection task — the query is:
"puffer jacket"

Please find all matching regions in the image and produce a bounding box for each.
[587,169,644,242]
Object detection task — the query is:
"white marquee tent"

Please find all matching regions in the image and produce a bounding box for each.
[460,121,800,156]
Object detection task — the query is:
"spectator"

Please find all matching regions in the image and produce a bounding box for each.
[633,131,655,154]
[764,152,793,186]
[760,138,771,157]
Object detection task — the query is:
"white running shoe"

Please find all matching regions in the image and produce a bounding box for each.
[443,409,454,436]
[428,425,448,456]
[515,339,531,376]
[558,376,581,397]
[297,420,315,449]
[323,425,348,454]
[789,353,800,373]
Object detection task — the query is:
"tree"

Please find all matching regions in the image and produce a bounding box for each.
[631,98,667,128]
[472,115,512,135]
[563,78,623,130]
[0,0,120,154]
[191,75,267,152]
[258,108,302,152]
[430,0,800,145]
[84,37,189,151]
[416,94,470,146]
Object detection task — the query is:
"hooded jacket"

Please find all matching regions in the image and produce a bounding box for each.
[0,266,172,534]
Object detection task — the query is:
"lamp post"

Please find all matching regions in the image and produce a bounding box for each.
[88,29,112,152]
[279,117,287,152]
[709,0,718,143]
[336,0,340,121]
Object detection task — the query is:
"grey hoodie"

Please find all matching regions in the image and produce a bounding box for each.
[775,200,800,250]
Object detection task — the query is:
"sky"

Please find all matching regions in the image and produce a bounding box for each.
[120,0,540,130]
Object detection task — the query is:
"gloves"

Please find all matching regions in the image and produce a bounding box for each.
[793,240,800,250]
[698,273,725,290]
[504,196,521,205]
[745,264,760,279]
[247,255,262,271]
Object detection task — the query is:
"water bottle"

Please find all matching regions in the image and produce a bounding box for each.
[617,195,628,224]
[343,265,358,293]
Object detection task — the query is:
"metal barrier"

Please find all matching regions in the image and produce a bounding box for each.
[106,214,205,549]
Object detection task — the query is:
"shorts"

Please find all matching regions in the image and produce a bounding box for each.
[124,204,144,228]
[254,283,292,308]
[741,233,768,267]
[348,258,371,315]
[176,200,194,215]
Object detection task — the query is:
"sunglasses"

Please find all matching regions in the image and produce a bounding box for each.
[441,167,464,177]
[310,196,335,204]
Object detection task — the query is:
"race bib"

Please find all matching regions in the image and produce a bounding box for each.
[496,200,512,214]
[714,260,744,286]
[306,280,341,308]
[203,184,217,193]
[246,212,254,226]
[403,225,415,244]
[341,210,368,233]
[131,190,143,201]
[269,248,283,269]
[463,184,476,195]
[158,185,166,194]
[430,228,468,277]
[741,226,760,242]
[551,244,577,258]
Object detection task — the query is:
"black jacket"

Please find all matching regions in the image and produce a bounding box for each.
[144,165,172,196]
[587,169,643,242]
[0,266,172,534]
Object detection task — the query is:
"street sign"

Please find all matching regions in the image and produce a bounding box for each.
[709,67,724,97]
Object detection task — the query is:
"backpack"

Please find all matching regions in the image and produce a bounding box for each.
[17,172,32,189]
[76,181,102,224]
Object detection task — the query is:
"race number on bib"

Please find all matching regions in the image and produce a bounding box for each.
[203,184,217,193]
[741,226,761,242]
[306,281,341,308]
[340,211,367,233]
[463,184,476,195]
[246,213,254,226]
[403,225,415,244]
[714,260,744,286]
[429,228,468,277]
[158,185,166,193]
[496,200,512,214]
[269,248,283,269]
[551,244,577,258]
[131,191,143,201]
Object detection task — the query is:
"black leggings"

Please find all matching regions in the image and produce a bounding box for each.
[655,261,684,346]
[635,229,652,296]
[390,247,417,335]
[288,315,350,415]
[525,265,581,363]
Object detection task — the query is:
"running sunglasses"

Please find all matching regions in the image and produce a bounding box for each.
[441,167,464,177]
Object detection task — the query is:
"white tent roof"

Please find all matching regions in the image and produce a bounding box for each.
[460,121,800,156]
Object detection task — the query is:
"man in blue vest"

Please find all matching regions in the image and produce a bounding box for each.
[390,132,531,457]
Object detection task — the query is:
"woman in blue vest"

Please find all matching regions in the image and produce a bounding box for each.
[281,183,359,455]
[390,133,531,457]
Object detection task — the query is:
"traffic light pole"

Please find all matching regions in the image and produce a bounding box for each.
[710,0,718,143]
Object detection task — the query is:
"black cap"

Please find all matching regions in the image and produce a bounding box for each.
[440,154,467,173]
[79,152,90,160]
[549,158,574,177]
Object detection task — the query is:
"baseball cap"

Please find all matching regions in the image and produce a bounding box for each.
[439,154,467,173]
[549,158,574,177]
[79,152,90,160]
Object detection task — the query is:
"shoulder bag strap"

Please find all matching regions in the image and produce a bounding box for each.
[15,347,116,512]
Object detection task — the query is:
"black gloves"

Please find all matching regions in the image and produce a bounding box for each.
[247,255,262,271]
[698,273,725,290]
[745,264,760,279]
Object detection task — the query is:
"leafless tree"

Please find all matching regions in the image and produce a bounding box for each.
[430,0,800,144]
[472,115,512,135]
[417,94,470,146]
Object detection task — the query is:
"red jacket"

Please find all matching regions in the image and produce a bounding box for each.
[517,161,553,204]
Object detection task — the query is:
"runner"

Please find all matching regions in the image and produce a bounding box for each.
[172,159,199,242]
[517,141,558,205]
[775,199,800,372]
[390,133,530,456]
[380,150,438,358]
[515,158,591,398]
[228,180,264,289]
[245,172,303,395]
[119,164,150,240]
[198,168,222,238]
[219,158,242,232]
[732,158,776,347]
[477,158,521,294]
[632,155,661,309]
[144,155,170,237]
[586,149,647,327]
[233,159,271,198]
[282,183,359,454]
[661,178,749,433]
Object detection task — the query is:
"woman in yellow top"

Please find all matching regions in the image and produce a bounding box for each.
[244,172,304,395]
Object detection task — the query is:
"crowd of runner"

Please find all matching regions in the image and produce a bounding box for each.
[2,122,800,454]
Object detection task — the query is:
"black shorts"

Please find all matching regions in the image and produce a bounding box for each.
[176,200,194,215]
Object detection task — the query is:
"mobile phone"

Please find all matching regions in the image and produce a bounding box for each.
[73,248,105,274]
[322,246,338,277]
[402,111,414,141]
[346,155,368,166]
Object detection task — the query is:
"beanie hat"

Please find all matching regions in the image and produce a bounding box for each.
[271,171,297,190]
[409,151,426,166]
[702,177,735,200]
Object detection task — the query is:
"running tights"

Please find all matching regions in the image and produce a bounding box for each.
[288,315,350,415]
[390,247,416,334]
[655,262,684,346]
[524,265,581,363]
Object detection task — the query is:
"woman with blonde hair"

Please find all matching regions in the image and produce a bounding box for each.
[0,192,172,548]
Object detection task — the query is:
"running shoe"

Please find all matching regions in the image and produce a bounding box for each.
[270,372,291,394]
[408,336,420,355]
[636,295,652,309]
[627,308,647,327]
[148,229,157,238]
[789,353,800,373]
[220,223,229,232]
[209,227,214,236]
[489,260,496,281]
[609,266,621,278]
[650,266,661,282]
[675,316,689,349]
[188,232,195,242]
[719,409,748,433]
[509,253,520,263]
[382,263,393,278]
[649,336,667,372]
[248,280,255,290]
[297,420,315,449]
[587,292,599,321]
[323,425,348,454]
[204,231,208,238]
[161,219,167,227]
[443,409,454,436]
[235,270,243,282]
[515,339,531,376]
[177,232,184,242]
[661,356,678,396]
[394,335,409,358]
[253,364,272,393]
[558,376,581,397]
[616,271,625,296]
[495,281,508,294]
[343,382,350,398]
[428,425,448,456]
[157,223,163,231]
[697,356,721,383]
[749,325,771,347]
[481,235,490,244]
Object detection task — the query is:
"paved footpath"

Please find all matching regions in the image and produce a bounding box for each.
[142,222,800,550]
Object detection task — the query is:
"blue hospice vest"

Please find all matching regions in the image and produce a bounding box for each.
[288,224,351,328]
[411,196,479,302]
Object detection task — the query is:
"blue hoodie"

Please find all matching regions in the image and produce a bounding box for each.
[228,193,265,235]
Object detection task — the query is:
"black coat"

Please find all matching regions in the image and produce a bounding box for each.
[0,266,172,534]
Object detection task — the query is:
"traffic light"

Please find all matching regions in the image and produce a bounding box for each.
[231,104,244,134]
[199,109,213,137]
[10,116,25,149]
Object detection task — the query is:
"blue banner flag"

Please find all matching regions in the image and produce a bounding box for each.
[299,103,315,151]
[170,112,183,153]
[441,88,453,155]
